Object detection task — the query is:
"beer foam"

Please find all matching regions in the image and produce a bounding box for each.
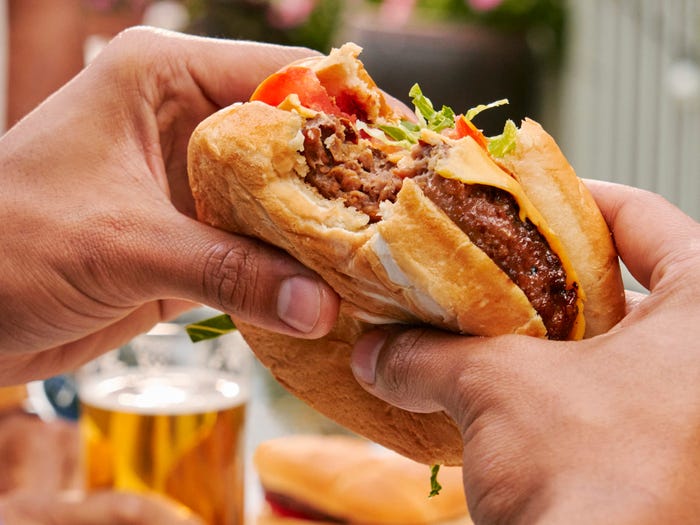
[79,367,248,415]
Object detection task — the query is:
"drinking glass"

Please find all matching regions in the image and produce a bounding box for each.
[77,315,251,525]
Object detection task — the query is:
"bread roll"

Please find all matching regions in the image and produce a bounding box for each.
[253,435,470,525]
[187,43,625,466]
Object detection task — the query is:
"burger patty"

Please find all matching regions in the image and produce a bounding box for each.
[302,114,578,340]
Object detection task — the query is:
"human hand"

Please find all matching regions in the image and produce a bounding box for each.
[352,181,700,524]
[0,28,339,384]
[0,490,204,525]
[0,411,203,524]
[0,412,79,495]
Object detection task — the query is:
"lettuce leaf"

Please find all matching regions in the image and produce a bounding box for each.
[465,98,509,121]
[409,83,456,134]
[185,314,237,342]
[429,464,443,497]
[379,84,512,150]
[379,120,421,144]
[487,119,518,158]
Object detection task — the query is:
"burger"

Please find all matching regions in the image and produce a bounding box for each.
[252,434,471,525]
[187,43,625,465]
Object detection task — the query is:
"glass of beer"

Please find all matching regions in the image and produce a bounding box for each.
[77,315,250,525]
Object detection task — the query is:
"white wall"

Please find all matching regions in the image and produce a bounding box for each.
[559,0,700,221]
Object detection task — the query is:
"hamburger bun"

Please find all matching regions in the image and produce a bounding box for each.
[253,434,470,525]
[187,43,625,465]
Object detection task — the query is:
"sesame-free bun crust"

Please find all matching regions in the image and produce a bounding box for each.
[497,119,625,337]
[187,44,625,466]
[253,435,470,524]
[235,308,463,466]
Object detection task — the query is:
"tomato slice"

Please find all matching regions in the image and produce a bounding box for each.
[451,114,489,150]
[264,491,342,522]
[250,66,344,116]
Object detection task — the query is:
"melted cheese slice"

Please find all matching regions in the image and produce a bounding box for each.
[435,135,586,340]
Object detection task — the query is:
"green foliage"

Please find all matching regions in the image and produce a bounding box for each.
[184,0,343,53]
[365,0,567,64]
[185,314,236,343]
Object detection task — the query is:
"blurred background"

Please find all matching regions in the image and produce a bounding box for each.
[1,0,698,226]
[0,0,697,519]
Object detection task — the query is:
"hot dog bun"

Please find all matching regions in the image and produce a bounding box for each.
[253,435,470,525]
[187,43,625,465]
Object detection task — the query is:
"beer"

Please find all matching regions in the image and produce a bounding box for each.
[0,384,27,411]
[79,368,247,525]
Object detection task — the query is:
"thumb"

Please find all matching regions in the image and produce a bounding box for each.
[123,213,340,339]
[351,327,555,424]
[584,180,700,291]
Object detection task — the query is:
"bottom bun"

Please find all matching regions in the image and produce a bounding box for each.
[235,306,463,466]
[253,434,470,525]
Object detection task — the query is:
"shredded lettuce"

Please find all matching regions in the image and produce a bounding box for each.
[185,314,236,342]
[379,120,420,144]
[429,464,442,497]
[409,83,456,134]
[465,99,509,121]
[487,119,518,158]
[377,83,515,158]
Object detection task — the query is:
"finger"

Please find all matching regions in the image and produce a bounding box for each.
[351,327,547,423]
[109,27,319,107]
[584,179,699,290]
[49,491,204,524]
[122,214,340,340]
[351,328,450,413]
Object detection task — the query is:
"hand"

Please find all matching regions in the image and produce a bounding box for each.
[352,182,700,524]
[0,412,79,495]
[0,411,203,524]
[0,28,340,384]
[0,490,204,525]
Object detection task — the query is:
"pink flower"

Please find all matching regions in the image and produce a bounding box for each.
[467,0,503,12]
[379,0,417,27]
[267,0,317,29]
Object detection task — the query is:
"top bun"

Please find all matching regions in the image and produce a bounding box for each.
[254,434,470,525]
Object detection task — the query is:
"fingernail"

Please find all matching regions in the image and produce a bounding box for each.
[277,276,322,334]
[351,330,388,385]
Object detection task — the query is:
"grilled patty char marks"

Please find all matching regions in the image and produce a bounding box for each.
[301,114,578,340]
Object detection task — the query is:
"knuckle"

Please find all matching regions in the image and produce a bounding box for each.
[201,241,262,314]
[376,330,427,396]
[470,470,529,525]
[96,27,164,86]
[108,25,160,54]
